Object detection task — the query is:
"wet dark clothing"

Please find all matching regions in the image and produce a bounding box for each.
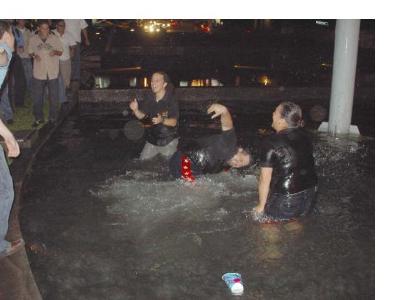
[169,129,238,178]
[260,128,318,220]
[261,186,318,222]
[140,92,179,146]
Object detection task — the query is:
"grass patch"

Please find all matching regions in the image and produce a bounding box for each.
[7,96,51,132]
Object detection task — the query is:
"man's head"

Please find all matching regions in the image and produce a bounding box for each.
[16,20,26,28]
[0,21,10,40]
[272,101,303,132]
[0,21,14,51]
[37,20,50,38]
[56,20,66,35]
[151,71,172,94]
[227,147,251,168]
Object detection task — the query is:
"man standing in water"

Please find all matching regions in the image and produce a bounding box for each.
[129,71,179,160]
[169,103,251,181]
[252,101,318,223]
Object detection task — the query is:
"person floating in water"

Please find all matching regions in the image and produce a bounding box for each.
[252,101,318,224]
[129,71,179,160]
[169,103,251,181]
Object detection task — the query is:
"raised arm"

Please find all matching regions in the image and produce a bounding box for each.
[129,98,146,120]
[207,103,233,131]
[255,167,273,214]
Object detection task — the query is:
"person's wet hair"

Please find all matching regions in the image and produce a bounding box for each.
[279,101,304,128]
[0,21,10,39]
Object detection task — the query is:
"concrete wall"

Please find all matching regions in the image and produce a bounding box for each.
[79,87,334,104]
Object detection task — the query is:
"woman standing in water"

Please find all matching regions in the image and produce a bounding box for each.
[253,101,318,223]
[129,71,179,160]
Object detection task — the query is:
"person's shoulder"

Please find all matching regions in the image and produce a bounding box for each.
[262,132,280,148]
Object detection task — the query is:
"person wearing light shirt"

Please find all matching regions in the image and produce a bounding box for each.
[64,19,89,82]
[15,20,33,95]
[28,20,63,126]
[54,19,76,100]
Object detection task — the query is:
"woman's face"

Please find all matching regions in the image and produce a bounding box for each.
[271,105,283,131]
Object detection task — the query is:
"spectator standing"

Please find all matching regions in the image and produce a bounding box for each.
[8,22,27,107]
[54,20,76,104]
[64,19,89,83]
[14,20,33,98]
[28,20,63,126]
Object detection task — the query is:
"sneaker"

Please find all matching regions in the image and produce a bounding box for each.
[32,119,44,128]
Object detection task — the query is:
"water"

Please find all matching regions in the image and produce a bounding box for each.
[20,106,374,299]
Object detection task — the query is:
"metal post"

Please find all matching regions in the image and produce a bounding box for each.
[328,19,361,135]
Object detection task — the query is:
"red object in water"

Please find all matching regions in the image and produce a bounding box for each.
[181,155,195,182]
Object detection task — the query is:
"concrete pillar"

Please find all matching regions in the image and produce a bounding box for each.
[328,19,360,135]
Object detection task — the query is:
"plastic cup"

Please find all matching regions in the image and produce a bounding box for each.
[222,273,244,296]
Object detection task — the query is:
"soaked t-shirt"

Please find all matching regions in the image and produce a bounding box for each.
[140,91,179,146]
[260,128,317,195]
[179,129,238,174]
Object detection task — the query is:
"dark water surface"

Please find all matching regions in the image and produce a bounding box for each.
[20,103,374,299]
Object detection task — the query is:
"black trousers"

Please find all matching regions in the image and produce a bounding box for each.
[9,55,26,107]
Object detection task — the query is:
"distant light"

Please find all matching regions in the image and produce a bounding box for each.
[130,28,135,32]
[156,28,160,32]
[258,75,272,86]
[144,77,149,87]
[129,77,137,87]
[233,64,266,71]
[316,20,329,27]
[179,81,188,87]
[95,32,100,35]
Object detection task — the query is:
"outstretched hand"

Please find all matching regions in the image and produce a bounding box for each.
[129,98,138,112]
[207,103,228,119]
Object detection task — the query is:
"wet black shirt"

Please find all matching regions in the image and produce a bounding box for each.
[180,129,238,174]
[260,128,317,195]
[140,91,179,146]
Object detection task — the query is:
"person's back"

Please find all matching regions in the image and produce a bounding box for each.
[253,101,318,223]
[261,127,317,195]
[181,128,237,174]
[169,104,251,181]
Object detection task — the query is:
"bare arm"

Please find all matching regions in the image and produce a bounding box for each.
[0,119,20,158]
[129,99,146,120]
[82,28,90,46]
[207,103,233,131]
[255,167,273,213]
